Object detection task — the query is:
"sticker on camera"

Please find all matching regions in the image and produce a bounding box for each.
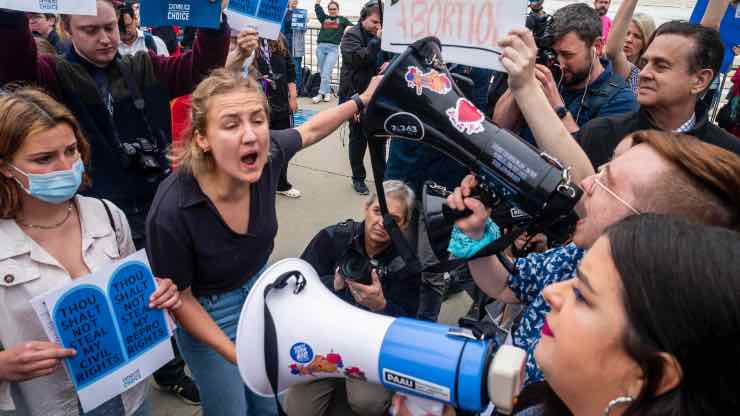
[446,98,485,135]
[384,112,425,141]
[405,66,452,96]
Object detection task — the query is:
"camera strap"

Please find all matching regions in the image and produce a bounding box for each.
[367,140,423,275]
[116,58,159,148]
[262,270,307,416]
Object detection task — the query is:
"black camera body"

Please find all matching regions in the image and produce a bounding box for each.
[338,250,387,286]
[119,137,167,183]
[528,13,562,84]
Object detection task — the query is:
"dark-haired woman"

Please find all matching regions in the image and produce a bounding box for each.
[528,214,740,415]
[253,34,301,198]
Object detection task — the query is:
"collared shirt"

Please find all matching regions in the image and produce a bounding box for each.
[575,101,740,169]
[674,113,697,133]
[520,59,638,144]
[117,29,170,57]
[0,196,147,416]
[505,244,585,385]
[146,129,302,297]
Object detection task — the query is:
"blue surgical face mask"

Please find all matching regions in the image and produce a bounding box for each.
[10,159,85,204]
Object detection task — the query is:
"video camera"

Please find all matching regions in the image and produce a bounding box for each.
[527,13,562,84]
[361,37,582,269]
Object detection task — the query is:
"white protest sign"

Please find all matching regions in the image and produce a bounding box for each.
[226,0,290,40]
[0,0,96,15]
[382,0,528,71]
[35,250,174,413]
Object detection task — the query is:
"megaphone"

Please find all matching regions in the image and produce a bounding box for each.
[236,259,527,414]
[362,37,582,260]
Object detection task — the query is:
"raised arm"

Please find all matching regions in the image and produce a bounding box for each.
[150,13,230,98]
[296,75,381,147]
[701,0,732,30]
[315,1,327,23]
[492,88,524,130]
[606,0,639,80]
[0,10,60,95]
[499,28,594,184]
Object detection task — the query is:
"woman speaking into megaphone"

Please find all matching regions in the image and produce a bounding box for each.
[145,67,383,416]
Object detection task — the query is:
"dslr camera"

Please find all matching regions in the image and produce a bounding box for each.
[338,250,387,286]
[527,13,562,84]
[119,137,167,183]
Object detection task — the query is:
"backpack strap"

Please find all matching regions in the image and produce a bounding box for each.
[100,198,122,246]
[580,71,626,121]
[143,32,157,54]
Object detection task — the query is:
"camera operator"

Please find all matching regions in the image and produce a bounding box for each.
[284,180,419,416]
[493,3,637,145]
[526,0,550,41]
[445,26,740,394]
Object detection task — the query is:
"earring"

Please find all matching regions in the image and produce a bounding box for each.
[603,396,634,416]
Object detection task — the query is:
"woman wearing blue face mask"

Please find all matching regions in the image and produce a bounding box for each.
[0,88,182,416]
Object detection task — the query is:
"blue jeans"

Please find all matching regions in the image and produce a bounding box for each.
[293,57,303,91]
[176,279,277,416]
[316,43,338,95]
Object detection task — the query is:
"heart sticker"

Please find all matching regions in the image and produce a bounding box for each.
[446,98,485,135]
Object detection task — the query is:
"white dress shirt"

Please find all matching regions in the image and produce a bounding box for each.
[117,29,170,57]
[0,196,148,416]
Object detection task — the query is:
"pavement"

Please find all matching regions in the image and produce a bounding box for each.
[149,97,474,416]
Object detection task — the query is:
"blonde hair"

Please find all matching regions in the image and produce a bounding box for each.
[172,69,269,175]
[632,13,656,65]
[0,87,91,218]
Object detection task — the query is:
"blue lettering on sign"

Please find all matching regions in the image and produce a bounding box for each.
[230,0,259,15]
[39,0,58,10]
[290,342,314,364]
[257,0,289,22]
[53,285,125,389]
[108,262,169,360]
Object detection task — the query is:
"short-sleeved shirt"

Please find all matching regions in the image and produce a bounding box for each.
[506,244,585,385]
[146,129,302,297]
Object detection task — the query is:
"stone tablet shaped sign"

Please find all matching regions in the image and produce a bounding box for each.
[53,286,126,389]
[108,262,169,360]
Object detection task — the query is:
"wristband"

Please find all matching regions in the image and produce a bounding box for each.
[351,93,365,113]
[447,218,502,259]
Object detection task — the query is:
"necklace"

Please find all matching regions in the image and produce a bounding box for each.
[17,201,74,230]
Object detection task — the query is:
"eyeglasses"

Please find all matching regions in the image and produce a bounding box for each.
[586,166,641,215]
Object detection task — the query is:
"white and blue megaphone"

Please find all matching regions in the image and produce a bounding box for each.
[235,259,527,414]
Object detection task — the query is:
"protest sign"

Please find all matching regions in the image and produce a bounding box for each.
[35,251,174,412]
[0,0,96,15]
[291,8,308,30]
[140,0,222,30]
[690,0,740,73]
[382,0,528,71]
[226,0,290,40]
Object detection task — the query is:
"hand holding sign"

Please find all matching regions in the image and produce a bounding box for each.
[0,341,76,382]
[498,28,538,91]
[149,278,182,310]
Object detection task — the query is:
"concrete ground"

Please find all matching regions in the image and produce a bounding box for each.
[149,97,473,416]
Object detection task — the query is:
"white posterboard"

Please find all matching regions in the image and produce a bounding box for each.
[0,0,96,15]
[382,0,528,71]
[226,0,290,40]
[33,250,175,412]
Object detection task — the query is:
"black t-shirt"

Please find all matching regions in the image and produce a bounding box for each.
[575,107,740,169]
[146,129,302,297]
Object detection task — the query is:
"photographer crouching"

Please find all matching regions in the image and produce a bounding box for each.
[285,180,420,416]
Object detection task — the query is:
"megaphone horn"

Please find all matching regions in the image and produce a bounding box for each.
[236,259,526,413]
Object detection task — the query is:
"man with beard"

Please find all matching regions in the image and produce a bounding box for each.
[594,0,612,40]
[493,3,637,145]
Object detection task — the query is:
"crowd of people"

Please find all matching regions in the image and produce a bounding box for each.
[0,0,739,416]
